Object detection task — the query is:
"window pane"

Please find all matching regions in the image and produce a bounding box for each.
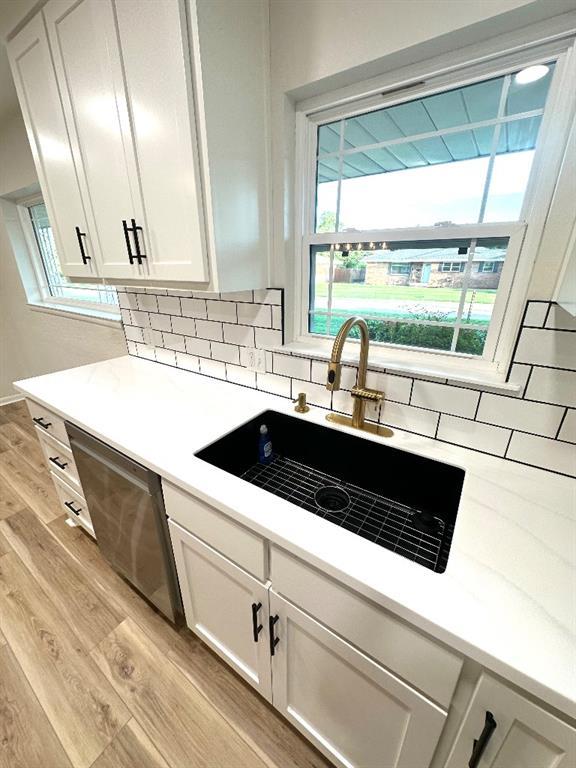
[309,238,507,356]
[29,202,118,307]
[315,64,553,231]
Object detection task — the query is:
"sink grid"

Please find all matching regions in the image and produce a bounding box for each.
[241,455,453,573]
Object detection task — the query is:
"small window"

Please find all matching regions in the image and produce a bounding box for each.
[440,262,465,272]
[304,56,560,360]
[390,263,411,275]
[28,201,118,311]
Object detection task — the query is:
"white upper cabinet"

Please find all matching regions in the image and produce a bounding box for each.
[44,0,145,282]
[9,0,269,290]
[7,14,101,279]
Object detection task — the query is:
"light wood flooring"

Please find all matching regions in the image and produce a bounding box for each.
[0,400,331,768]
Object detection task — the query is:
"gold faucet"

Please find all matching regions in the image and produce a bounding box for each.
[325,317,393,437]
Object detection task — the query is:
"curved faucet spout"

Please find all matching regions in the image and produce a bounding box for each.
[326,316,369,393]
[325,316,384,432]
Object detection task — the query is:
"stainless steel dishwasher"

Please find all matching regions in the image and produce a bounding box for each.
[66,423,183,624]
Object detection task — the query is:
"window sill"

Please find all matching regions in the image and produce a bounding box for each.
[280,337,522,393]
[27,301,122,328]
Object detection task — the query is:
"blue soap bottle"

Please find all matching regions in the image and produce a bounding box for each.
[258,424,273,464]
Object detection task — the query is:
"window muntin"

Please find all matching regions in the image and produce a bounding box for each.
[28,202,118,309]
[306,60,557,358]
[309,238,508,356]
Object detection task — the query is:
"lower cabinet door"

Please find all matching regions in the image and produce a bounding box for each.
[445,673,576,768]
[168,519,272,701]
[269,590,447,768]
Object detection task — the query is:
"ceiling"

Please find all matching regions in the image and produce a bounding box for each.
[0,0,41,124]
[317,65,554,183]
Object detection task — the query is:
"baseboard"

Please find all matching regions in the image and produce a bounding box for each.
[0,394,24,406]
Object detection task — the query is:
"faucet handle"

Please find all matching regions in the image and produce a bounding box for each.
[351,385,383,402]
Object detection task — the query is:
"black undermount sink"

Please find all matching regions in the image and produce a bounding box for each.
[195,411,465,573]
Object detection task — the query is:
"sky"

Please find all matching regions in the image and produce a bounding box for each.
[316,150,534,232]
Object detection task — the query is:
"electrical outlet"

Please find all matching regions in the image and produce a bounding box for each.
[141,327,153,347]
[244,348,267,372]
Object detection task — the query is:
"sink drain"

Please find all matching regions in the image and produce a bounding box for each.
[314,485,350,513]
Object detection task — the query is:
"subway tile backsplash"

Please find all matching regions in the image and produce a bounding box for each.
[120,290,576,478]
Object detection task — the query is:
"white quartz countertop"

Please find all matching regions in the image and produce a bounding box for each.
[15,355,576,716]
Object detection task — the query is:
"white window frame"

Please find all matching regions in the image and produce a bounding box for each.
[480,261,499,273]
[390,263,411,275]
[290,35,576,383]
[440,262,466,273]
[16,194,120,324]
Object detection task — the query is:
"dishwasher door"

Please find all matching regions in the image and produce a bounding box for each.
[66,423,182,623]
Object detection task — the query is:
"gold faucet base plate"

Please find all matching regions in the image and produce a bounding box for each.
[326,412,394,438]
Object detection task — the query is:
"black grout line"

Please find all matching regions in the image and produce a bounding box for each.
[506,299,530,381]
[503,430,514,458]
[543,300,553,328]
[555,408,569,440]
[521,365,534,399]
[408,378,414,405]
[473,392,482,420]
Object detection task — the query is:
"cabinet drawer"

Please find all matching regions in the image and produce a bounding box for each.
[37,430,80,490]
[270,546,462,708]
[162,480,266,581]
[51,473,94,537]
[27,399,69,446]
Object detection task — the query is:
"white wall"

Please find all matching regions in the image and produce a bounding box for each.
[0,109,126,400]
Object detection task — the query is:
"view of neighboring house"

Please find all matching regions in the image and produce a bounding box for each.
[322,246,506,289]
[364,247,505,288]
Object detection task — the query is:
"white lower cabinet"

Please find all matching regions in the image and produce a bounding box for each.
[269,589,447,768]
[445,674,576,768]
[168,519,272,701]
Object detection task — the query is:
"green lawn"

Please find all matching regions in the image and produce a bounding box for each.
[314,283,496,304]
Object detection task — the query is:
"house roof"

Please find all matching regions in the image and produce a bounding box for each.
[363,246,506,264]
[317,66,553,184]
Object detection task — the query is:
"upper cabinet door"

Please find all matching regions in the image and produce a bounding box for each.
[114,0,209,284]
[7,15,101,279]
[43,0,145,280]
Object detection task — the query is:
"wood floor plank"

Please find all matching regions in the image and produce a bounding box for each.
[92,618,269,768]
[0,644,73,768]
[0,423,45,473]
[0,552,130,768]
[0,402,34,436]
[0,450,60,523]
[48,515,330,768]
[0,474,27,521]
[90,719,169,768]
[0,527,11,556]
[0,509,123,650]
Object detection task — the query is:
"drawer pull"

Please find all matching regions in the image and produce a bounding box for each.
[269,614,280,657]
[33,416,52,429]
[251,602,263,643]
[49,456,68,470]
[64,501,82,516]
[469,711,497,768]
[122,218,146,265]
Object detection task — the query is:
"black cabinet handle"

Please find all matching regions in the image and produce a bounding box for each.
[122,219,135,264]
[251,602,263,642]
[131,218,146,264]
[469,711,497,768]
[49,456,68,470]
[122,219,146,266]
[269,614,280,656]
[33,416,52,429]
[64,501,82,516]
[75,226,90,264]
